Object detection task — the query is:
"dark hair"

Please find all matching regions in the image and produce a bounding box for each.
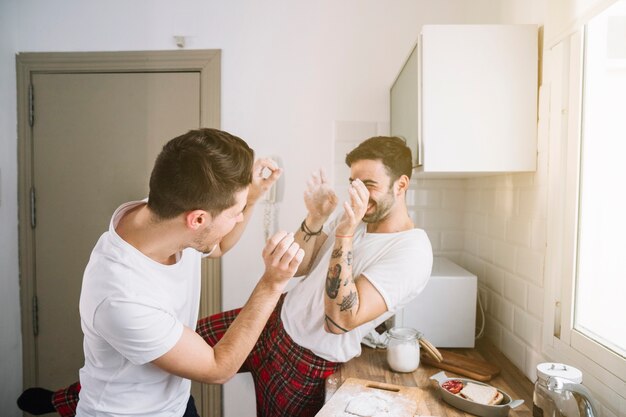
[345,136,413,181]
[147,128,254,219]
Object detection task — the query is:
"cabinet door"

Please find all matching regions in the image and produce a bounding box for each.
[420,25,537,174]
[391,45,420,167]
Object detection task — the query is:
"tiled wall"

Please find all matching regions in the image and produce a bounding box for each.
[459,173,549,381]
[334,120,550,384]
[408,174,551,384]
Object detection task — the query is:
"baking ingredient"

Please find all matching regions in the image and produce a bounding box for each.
[316,378,418,416]
[387,343,419,372]
[345,393,389,416]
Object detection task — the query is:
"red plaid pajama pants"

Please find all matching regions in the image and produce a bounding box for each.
[52,295,339,417]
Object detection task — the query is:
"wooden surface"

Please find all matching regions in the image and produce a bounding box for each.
[325,339,533,417]
[421,349,501,381]
[317,378,422,416]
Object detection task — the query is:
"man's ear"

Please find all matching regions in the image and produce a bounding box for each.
[185,210,211,231]
[395,175,410,195]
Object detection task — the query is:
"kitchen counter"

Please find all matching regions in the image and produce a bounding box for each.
[325,338,533,416]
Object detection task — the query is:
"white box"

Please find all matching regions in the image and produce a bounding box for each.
[395,257,477,347]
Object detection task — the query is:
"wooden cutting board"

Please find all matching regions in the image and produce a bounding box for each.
[421,349,500,381]
[316,377,421,417]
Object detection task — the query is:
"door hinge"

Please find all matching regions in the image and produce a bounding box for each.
[28,83,34,127]
[30,186,36,228]
[32,295,39,337]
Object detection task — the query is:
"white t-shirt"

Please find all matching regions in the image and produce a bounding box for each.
[77,200,203,417]
[281,212,433,363]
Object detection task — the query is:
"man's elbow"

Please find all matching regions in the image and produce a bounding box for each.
[198,368,235,385]
[204,373,232,385]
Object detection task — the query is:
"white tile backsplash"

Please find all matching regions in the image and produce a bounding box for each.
[494,241,516,272]
[485,264,505,294]
[494,188,516,215]
[440,231,464,251]
[504,273,527,308]
[501,328,526,370]
[505,217,532,247]
[412,171,551,386]
[480,188,497,213]
[530,217,547,250]
[412,188,440,207]
[487,215,507,240]
[485,319,503,349]
[513,309,541,347]
[497,295,515,330]
[477,236,495,262]
[515,247,544,285]
[526,283,544,319]
[524,346,548,383]
[441,188,466,209]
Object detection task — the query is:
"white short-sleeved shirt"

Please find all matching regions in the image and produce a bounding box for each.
[76,200,203,417]
[281,211,433,363]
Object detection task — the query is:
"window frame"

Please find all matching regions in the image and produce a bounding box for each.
[543,22,626,400]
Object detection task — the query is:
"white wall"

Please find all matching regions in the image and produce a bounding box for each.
[0,0,22,415]
[0,1,505,414]
[7,1,598,416]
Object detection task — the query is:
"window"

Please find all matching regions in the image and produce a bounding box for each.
[544,0,626,406]
[575,0,626,360]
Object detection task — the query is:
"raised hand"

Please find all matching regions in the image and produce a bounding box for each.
[303,169,338,224]
[261,231,305,289]
[336,179,369,236]
[247,158,283,204]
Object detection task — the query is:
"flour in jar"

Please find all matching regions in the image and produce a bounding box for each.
[387,343,419,373]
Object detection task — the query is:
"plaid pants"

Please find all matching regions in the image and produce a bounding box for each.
[52,295,339,417]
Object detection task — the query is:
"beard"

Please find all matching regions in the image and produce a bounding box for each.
[192,225,218,254]
[362,187,395,224]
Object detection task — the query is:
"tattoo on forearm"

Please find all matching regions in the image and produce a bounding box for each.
[325,314,349,333]
[346,251,353,266]
[338,290,358,312]
[331,248,343,259]
[325,264,342,299]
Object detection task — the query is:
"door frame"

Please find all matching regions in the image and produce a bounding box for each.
[16,50,222,417]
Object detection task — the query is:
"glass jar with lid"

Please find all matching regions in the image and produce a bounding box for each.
[386,327,420,373]
[533,363,583,417]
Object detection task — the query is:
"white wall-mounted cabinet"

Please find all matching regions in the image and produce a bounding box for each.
[391,25,538,176]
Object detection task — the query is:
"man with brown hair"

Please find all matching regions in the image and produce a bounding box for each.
[19,128,304,417]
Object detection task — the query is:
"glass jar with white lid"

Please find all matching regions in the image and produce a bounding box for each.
[533,363,583,417]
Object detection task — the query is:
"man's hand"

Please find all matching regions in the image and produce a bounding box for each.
[154,233,304,385]
[304,169,338,225]
[247,158,283,204]
[336,179,369,236]
[261,231,305,289]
